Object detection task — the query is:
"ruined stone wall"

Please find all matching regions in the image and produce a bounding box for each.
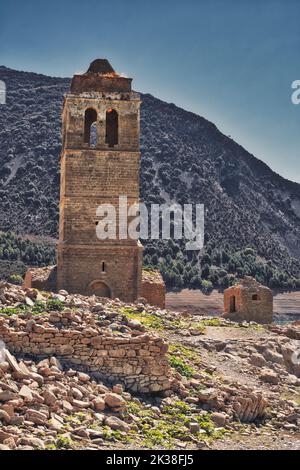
[224,277,273,324]
[0,311,170,394]
[141,270,166,308]
[23,266,57,292]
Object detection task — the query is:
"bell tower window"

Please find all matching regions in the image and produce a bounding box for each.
[105,108,118,147]
[84,108,97,147]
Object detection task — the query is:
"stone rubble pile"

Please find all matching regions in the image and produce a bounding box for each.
[1,281,300,449]
[194,332,300,383]
[0,282,171,393]
[197,385,268,422]
[0,348,133,450]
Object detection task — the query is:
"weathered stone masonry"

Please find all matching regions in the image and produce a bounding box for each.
[57,59,144,302]
[141,270,166,308]
[0,311,171,394]
[24,58,167,307]
[223,276,273,324]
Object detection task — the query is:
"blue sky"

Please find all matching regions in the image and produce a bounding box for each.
[1,0,299,182]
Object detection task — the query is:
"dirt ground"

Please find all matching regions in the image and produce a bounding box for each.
[159,305,300,451]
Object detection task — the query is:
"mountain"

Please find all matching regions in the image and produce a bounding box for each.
[0,65,300,289]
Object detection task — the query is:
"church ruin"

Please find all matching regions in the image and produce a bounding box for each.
[56,59,143,301]
[24,59,165,306]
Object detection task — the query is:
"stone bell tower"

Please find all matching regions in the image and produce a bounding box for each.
[56,59,143,301]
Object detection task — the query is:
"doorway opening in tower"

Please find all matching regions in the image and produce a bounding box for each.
[84,108,97,147]
[106,108,118,147]
[88,280,111,298]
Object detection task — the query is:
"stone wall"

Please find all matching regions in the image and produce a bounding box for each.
[0,310,171,394]
[223,277,273,324]
[23,266,57,292]
[141,270,166,308]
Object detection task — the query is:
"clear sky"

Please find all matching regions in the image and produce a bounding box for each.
[1,0,299,182]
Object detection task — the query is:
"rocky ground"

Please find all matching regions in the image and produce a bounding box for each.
[0,282,299,451]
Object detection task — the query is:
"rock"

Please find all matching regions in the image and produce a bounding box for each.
[0,409,11,423]
[104,393,126,410]
[2,437,16,449]
[263,349,284,365]
[25,319,36,332]
[186,396,199,404]
[211,412,227,427]
[127,319,145,331]
[19,385,33,402]
[112,384,124,395]
[249,353,267,367]
[4,350,28,378]
[78,372,90,383]
[74,428,90,439]
[93,397,106,411]
[0,430,15,444]
[189,329,203,336]
[0,444,10,450]
[29,372,44,386]
[0,390,17,401]
[260,369,279,384]
[51,294,65,302]
[58,290,68,296]
[72,388,83,400]
[49,357,62,370]
[25,296,34,307]
[198,388,218,404]
[43,389,57,406]
[25,409,48,425]
[189,422,200,434]
[49,416,64,431]
[20,437,45,449]
[1,404,14,420]
[62,400,74,413]
[72,399,90,409]
[104,416,129,432]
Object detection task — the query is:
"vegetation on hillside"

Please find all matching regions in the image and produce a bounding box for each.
[1,66,300,290]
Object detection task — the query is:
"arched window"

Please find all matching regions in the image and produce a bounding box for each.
[105,108,118,147]
[84,108,97,146]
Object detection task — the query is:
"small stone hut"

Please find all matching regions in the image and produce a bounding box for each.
[223,277,273,324]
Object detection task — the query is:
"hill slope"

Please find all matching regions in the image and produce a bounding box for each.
[0,66,300,289]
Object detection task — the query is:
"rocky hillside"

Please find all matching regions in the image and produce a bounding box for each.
[0,281,300,450]
[1,66,300,289]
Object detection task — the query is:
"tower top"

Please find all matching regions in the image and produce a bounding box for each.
[87,59,116,75]
[70,58,132,94]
